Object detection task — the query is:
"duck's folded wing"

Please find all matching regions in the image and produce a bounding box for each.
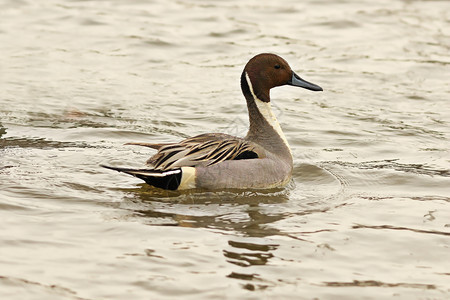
[147,133,264,171]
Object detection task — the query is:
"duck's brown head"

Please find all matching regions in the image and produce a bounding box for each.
[241,53,322,103]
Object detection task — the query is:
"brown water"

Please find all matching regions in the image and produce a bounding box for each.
[1,0,449,299]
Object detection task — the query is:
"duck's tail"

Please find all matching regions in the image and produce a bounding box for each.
[101,165,182,190]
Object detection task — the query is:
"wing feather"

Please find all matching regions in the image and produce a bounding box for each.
[146,134,263,170]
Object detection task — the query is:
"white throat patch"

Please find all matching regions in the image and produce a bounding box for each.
[245,72,290,150]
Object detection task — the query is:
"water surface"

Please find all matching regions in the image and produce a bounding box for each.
[1,0,449,299]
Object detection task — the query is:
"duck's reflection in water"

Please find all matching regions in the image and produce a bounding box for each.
[118,184,299,289]
[121,183,291,234]
[120,184,324,290]
[224,238,280,291]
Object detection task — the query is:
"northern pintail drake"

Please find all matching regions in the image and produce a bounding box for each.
[102,53,322,190]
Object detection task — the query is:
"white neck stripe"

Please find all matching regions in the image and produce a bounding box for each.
[244,72,290,151]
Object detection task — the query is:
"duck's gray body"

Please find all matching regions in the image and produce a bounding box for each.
[102,53,322,190]
[195,152,292,189]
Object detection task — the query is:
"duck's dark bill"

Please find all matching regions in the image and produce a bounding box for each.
[288,72,323,91]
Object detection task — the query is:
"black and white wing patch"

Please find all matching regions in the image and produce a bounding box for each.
[101,165,183,190]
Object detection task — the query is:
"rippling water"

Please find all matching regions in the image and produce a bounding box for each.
[1,0,449,299]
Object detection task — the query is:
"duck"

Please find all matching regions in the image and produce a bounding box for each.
[101,53,322,190]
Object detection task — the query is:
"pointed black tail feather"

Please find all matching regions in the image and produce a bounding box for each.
[101,165,182,190]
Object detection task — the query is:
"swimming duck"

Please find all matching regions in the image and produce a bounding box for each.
[102,53,322,190]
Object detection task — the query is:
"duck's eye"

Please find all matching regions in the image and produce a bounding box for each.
[274,64,281,69]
